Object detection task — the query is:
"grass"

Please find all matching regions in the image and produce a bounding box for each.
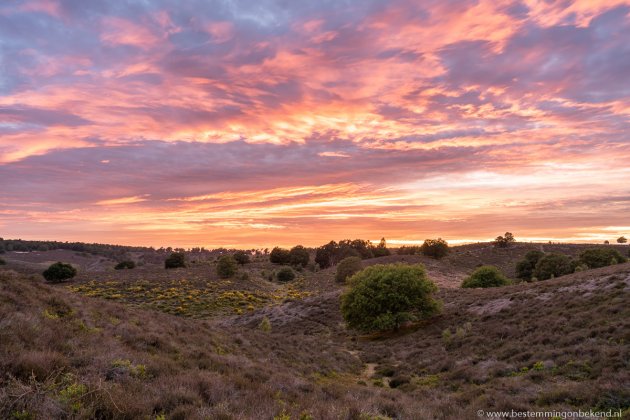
[1,244,629,419]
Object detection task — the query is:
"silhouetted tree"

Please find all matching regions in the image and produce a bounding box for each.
[164,252,186,269]
[217,255,238,278]
[494,232,515,248]
[233,250,250,265]
[420,238,449,259]
[289,245,310,267]
[269,247,291,264]
[617,236,627,244]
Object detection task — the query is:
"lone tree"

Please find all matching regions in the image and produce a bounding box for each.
[269,247,291,265]
[341,263,441,333]
[114,260,136,270]
[420,238,449,259]
[289,245,310,267]
[43,262,77,283]
[216,255,238,278]
[533,253,574,280]
[461,266,510,288]
[233,250,250,265]
[371,237,391,257]
[335,256,363,283]
[494,232,515,248]
[515,250,545,281]
[618,236,628,244]
[164,252,186,269]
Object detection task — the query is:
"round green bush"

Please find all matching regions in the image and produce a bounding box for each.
[164,252,186,269]
[341,263,440,332]
[276,267,296,282]
[420,238,449,259]
[533,253,574,280]
[43,262,77,283]
[578,248,627,269]
[216,255,238,279]
[335,256,363,283]
[461,266,510,288]
[233,250,250,265]
[114,260,135,270]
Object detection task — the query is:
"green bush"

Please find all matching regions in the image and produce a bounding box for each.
[335,256,363,283]
[276,267,296,282]
[164,252,186,269]
[270,247,291,265]
[578,248,627,269]
[43,262,77,283]
[461,266,510,288]
[233,250,250,265]
[420,238,449,259]
[533,253,574,280]
[114,260,135,270]
[515,250,545,280]
[216,255,238,278]
[341,263,440,332]
[289,245,310,267]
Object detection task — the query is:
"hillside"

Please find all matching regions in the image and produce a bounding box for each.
[1,245,629,419]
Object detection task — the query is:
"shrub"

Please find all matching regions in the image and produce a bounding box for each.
[164,252,186,269]
[269,247,291,265]
[515,250,545,280]
[216,255,238,278]
[461,266,510,288]
[340,263,440,332]
[420,238,449,259]
[617,236,627,244]
[397,245,421,255]
[233,250,250,265]
[114,260,136,270]
[43,262,77,283]
[533,253,574,280]
[259,316,272,333]
[371,238,391,257]
[276,267,295,282]
[494,232,515,248]
[314,241,337,268]
[579,248,627,269]
[335,256,363,283]
[0,257,6,265]
[289,245,310,267]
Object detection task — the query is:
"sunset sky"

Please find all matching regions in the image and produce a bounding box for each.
[1,0,629,248]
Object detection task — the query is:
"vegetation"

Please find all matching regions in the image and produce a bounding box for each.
[396,245,421,255]
[420,238,449,259]
[164,252,186,269]
[617,236,627,244]
[533,253,574,280]
[114,260,136,270]
[341,263,440,332]
[276,266,296,282]
[578,248,627,269]
[42,262,77,283]
[289,245,310,267]
[0,257,5,265]
[371,238,391,257]
[461,265,510,288]
[314,239,382,268]
[217,255,238,279]
[270,247,291,265]
[233,250,251,265]
[515,250,545,281]
[335,256,363,283]
[493,232,515,248]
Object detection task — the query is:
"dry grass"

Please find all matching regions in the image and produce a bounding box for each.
[1,245,629,419]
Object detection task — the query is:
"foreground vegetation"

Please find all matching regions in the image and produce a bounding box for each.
[1,239,629,419]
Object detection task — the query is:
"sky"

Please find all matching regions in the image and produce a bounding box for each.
[1,0,629,249]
